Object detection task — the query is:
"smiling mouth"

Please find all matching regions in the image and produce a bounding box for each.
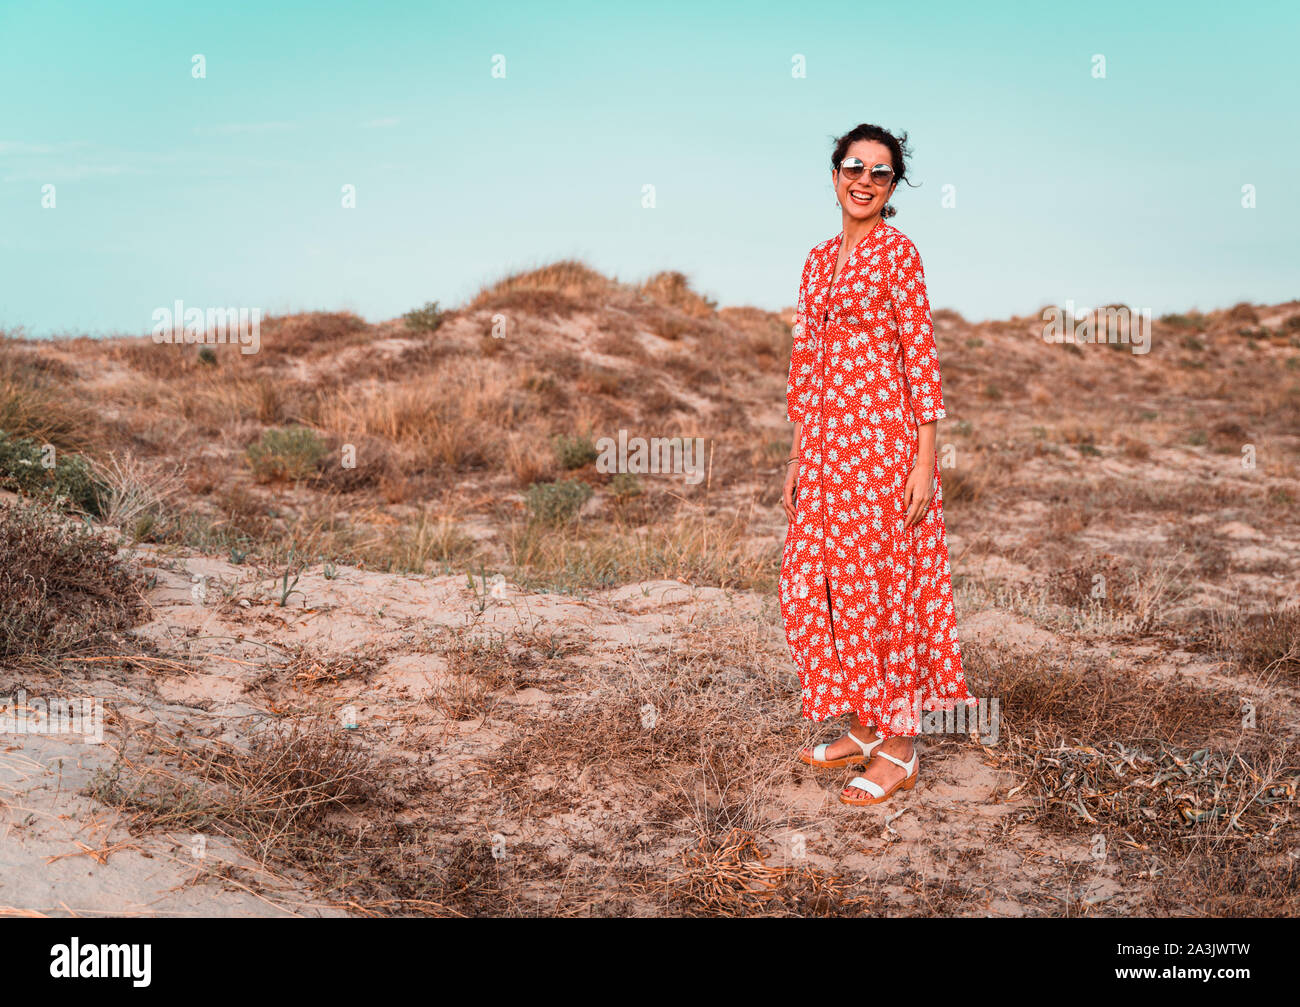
[847,190,874,206]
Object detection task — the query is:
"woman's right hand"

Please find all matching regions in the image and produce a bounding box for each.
[782,458,800,523]
[783,421,803,523]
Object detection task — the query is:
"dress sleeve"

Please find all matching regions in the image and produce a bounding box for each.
[891,239,947,426]
[785,252,816,424]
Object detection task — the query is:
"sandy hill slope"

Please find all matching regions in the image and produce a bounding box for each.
[1,267,1297,916]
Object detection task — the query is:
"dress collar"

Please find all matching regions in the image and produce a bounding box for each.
[827,220,889,289]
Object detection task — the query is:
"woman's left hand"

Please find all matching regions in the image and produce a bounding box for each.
[904,457,936,528]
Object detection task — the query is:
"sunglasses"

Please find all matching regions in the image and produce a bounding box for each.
[838,157,894,185]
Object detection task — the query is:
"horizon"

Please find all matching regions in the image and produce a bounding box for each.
[2,0,1298,338]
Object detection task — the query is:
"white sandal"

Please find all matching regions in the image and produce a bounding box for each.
[841,748,919,806]
[799,729,882,769]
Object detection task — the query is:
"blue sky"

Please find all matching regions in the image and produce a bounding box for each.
[1,0,1297,336]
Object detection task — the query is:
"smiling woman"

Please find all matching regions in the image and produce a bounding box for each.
[780,122,974,808]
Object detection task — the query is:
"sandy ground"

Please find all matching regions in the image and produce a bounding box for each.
[1,535,1146,917]
[0,732,346,917]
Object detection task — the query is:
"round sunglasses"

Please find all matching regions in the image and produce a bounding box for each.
[838,157,894,185]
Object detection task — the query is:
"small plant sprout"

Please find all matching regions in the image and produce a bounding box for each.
[278,569,304,607]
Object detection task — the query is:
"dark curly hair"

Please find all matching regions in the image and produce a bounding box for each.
[830,123,913,217]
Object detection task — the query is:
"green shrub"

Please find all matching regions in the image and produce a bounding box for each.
[403,301,445,333]
[246,426,329,482]
[526,479,593,526]
[1160,312,1206,331]
[0,430,104,514]
[609,472,643,500]
[553,434,598,470]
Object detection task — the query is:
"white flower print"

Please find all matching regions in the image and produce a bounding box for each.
[779,222,971,738]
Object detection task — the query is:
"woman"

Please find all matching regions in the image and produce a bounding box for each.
[780,123,972,807]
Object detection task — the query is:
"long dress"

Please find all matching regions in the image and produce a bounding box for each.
[780,221,972,738]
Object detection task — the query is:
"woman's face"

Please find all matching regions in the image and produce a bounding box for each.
[833,139,898,221]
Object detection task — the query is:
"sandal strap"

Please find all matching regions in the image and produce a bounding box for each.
[846,730,881,756]
[877,750,917,773]
[812,743,830,761]
[846,776,886,798]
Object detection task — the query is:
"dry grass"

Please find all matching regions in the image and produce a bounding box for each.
[91,717,389,869]
[647,827,853,917]
[1211,605,1300,682]
[0,340,100,452]
[252,312,371,362]
[86,450,186,534]
[307,361,514,474]
[967,643,1237,747]
[93,709,617,916]
[1044,550,1193,637]
[639,270,717,318]
[4,270,1299,916]
[469,260,617,313]
[363,508,478,573]
[504,502,781,594]
[0,499,145,659]
[967,643,1299,915]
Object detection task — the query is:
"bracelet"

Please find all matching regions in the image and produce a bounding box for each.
[785,456,800,466]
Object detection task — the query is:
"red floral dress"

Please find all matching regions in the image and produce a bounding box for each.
[780,221,972,738]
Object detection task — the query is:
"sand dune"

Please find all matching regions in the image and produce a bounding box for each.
[1,271,1297,916]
